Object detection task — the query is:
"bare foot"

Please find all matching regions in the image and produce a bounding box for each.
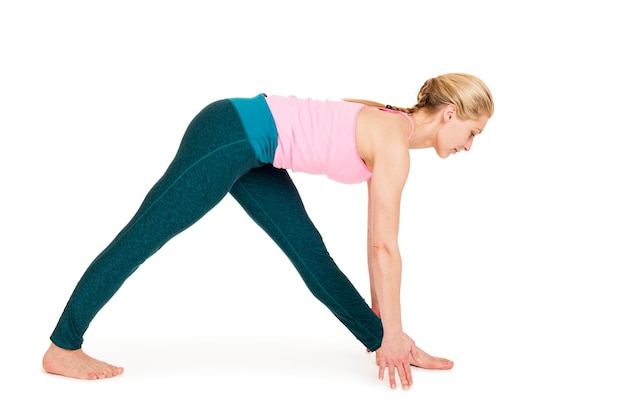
[409,345,454,370]
[376,345,454,370]
[42,343,124,380]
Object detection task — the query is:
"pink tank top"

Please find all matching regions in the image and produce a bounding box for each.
[265,95,371,184]
[265,95,415,184]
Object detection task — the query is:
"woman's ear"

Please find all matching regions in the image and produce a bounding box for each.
[444,104,457,121]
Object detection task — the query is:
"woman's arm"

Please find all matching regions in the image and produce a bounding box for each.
[366,138,413,389]
[367,181,380,318]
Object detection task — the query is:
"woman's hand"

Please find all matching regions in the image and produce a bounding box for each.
[376,332,415,390]
[376,333,455,389]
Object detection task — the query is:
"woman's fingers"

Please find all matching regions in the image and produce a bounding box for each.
[378,360,413,390]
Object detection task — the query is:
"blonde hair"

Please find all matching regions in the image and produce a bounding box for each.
[345,73,494,119]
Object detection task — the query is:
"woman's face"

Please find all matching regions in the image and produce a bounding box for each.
[435,108,489,158]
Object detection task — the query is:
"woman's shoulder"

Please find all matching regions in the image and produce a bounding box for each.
[356,107,411,170]
[358,106,412,139]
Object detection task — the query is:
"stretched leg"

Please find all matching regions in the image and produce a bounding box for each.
[229,165,383,351]
[44,100,260,378]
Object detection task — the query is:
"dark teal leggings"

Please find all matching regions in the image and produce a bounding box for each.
[50,99,383,352]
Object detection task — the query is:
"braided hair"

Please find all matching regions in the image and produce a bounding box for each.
[345,73,494,119]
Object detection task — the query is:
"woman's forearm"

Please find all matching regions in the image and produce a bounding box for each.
[367,227,379,313]
[370,243,403,336]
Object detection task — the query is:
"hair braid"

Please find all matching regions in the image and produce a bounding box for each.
[416,78,434,109]
[384,103,418,114]
[343,73,494,119]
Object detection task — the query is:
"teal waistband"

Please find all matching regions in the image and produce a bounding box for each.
[229,94,278,164]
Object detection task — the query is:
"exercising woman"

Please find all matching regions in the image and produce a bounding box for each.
[42,73,494,390]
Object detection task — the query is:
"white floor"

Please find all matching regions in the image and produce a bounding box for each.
[14,313,626,417]
[7,216,625,416]
[2,1,625,415]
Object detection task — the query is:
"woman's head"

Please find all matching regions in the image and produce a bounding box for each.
[415,73,494,119]
[415,73,494,158]
[345,73,494,158]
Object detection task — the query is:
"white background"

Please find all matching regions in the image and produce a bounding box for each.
[1,1,625,415]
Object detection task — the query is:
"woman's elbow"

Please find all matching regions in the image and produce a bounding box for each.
[371,242,400,259]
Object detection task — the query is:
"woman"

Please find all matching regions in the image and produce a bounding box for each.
[42,73,494,390]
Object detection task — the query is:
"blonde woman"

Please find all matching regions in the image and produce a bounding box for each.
[43,73,494,390]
